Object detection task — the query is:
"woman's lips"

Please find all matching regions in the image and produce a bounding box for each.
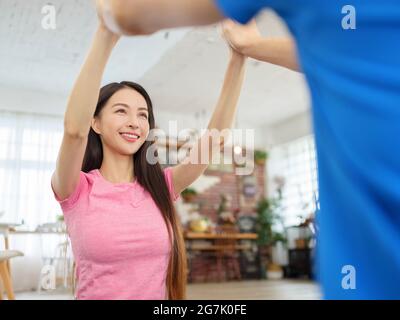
[120,132,139,142]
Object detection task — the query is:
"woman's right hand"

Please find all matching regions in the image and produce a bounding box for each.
[96,22,121,47]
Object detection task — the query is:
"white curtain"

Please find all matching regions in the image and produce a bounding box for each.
[0,110,63,228]
[0,110,67,292]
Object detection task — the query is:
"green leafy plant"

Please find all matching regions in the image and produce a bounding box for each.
[272,232,287,245]
[256,192,288,243]
[254,150,268,165]
[181,188,197,196]
[217,194,228,216]
[181,188,197,202]
[256,196,287,279]
[256,198,276,246]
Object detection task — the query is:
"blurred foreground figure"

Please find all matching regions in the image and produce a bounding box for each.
[95,0,400,299]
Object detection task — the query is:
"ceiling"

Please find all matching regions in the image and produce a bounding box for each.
[0,0,310,129]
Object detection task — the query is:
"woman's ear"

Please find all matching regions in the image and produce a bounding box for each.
[91,118,101,135]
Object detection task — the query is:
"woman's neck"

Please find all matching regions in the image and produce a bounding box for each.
[99,147,135,184]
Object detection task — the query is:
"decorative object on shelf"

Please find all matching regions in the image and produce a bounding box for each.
[216,194,236,227]
[266,263,284,280]
[254,149,268,166]
[189,217,212,233]
[237,215,257,233]
[294,217,315,249]
[35,222,66,233]
[242,176,257,198]
[295,238,307,249]
[177,201,200,227]
[181,187,197,203]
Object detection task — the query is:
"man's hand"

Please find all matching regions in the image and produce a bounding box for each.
[95,0,129,36]
[222,19,262,56]
[220,24,246,61]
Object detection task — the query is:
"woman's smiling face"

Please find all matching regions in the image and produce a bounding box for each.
[92,87,150,156]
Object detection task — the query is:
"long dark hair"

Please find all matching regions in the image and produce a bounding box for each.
[81,81,187,300]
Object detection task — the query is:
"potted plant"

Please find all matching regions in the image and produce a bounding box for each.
[256,198,274,247]
[272,232,287,245]
[267,231,288,279]
[266,263,284,280]
[181,188,197,202]
[255,198,274,278]
[256,194,286,279]
[254,150,268,166]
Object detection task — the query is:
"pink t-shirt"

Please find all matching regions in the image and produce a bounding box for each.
[52,167,180,300]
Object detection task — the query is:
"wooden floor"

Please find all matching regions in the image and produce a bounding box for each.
[14,279,321,300]
[187,279,321,300]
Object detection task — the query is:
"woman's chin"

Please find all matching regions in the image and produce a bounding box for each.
[112,139,144,156]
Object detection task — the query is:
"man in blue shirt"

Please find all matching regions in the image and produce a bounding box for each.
[96,0,400,299]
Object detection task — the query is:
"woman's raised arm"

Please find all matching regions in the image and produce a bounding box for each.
[51,25,119,201]
[170,43,247,194]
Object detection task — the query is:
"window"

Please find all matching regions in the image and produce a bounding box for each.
[0,111,63,229]
[268,135,318,227]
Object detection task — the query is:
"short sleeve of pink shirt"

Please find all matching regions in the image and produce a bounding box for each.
[51,166,180,300]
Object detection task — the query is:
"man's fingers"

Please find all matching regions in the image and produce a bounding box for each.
[248,19,258,28]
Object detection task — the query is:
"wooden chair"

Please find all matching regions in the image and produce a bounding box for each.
[212,226,242,282]
[0,250,23,300]
[188,249,223,283]
[190,226,243,283]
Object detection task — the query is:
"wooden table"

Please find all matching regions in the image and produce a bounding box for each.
[0,223,23,272]
[184,231,258,282]
[6,228,72,292]
[184,231,258,240]
[0,223,22,249]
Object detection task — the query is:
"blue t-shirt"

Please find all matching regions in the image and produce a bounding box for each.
[216,0,400,299]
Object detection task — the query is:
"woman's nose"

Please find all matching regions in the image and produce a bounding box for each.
[127,115,140,128]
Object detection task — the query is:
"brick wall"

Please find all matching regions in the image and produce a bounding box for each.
[184,157,267,283]
[191,162,266,223]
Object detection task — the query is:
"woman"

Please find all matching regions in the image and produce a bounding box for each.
[51,19,247,299]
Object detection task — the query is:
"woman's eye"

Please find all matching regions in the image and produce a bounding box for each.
[116,109,126,114]
[139,113,148,119]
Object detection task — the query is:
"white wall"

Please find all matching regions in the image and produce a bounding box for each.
[264,110,313,148]
[0,85,66,117]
